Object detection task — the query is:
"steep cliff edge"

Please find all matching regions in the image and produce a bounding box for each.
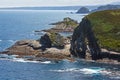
[70,18,101,60]
[70,10,120,61]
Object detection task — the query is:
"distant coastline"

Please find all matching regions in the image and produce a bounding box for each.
[0,6,98,10]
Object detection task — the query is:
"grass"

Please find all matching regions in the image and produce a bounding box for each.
[86,9,120,52]
[49,32,64,47]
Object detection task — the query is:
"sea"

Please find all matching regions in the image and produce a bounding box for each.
[0,10,120,80]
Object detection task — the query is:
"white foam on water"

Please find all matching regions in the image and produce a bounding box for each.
[50,68,81,73]
[110,76,120,79]
[12,58,39,63]
[50,67,106,75]
[0,54,52,64]
[40,61,52,64]
[12,58,52,64]
[7,40,15,43]
[80,68,103,74]
[100,70,111,75]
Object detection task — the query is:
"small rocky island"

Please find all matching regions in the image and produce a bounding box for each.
[1,10,120,64]
[76,7,89,14]
[42,17,79,32]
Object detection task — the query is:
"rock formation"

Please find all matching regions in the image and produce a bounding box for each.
[39,32,66,49]
[76,7,89,14]
[71,9,120,61]
[0,32,72,61]
[42,17,79,32]
[3,40,41,55]
[70,18,101,60]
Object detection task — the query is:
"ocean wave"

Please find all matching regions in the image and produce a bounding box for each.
[110,76,120,80]
[50,67,107,74]
[0,39,16,43]
[40,61,52,64]
[12,58,39,63]
[12,58,52,64]
[0,54,53,64]
[7,40,16,43]
[80,68,104,74]
[0,54,18,59]
[50,68,80,72]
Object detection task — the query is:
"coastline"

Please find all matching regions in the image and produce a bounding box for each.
[0,42,120,65]
[0,16,120,65]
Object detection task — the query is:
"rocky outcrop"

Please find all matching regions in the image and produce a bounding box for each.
[39,32,67,49]
[3,40,41,55]
[42,17,79,32]
[39,33,52,50]
[70,18,101,60]
[0,33,72,61]
[70,9,120,62]
[76,7,89,14]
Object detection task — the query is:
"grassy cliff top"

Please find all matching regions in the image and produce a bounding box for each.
[86,9,120,52]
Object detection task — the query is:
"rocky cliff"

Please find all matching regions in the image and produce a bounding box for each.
[70,18,101,60]
[70,9,120,61]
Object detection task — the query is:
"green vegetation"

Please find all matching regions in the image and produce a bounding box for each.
[53,17,79,29]
[86,9,120,52]
[48,32,65,47]
[63,17,78,28]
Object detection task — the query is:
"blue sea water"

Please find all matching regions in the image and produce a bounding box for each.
[0,10,120,80]
[0,10,84,51]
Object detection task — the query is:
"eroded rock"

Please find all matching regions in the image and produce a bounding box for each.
[70,18,101,60]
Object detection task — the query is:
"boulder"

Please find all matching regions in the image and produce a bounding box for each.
[5,40,41,55]
[39,33,52,49]
[39,32,66,49]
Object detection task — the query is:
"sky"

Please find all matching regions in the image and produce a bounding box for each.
[0,0,120,7]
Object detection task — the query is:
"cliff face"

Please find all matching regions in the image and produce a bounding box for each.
[70,9,120,60]
[70,18,101,60]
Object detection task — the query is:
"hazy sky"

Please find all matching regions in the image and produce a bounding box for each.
[0,0,120,7]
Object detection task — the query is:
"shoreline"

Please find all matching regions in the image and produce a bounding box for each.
[0,46,120,65]
[0,53,120,65]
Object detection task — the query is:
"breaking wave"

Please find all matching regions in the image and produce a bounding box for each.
[49,67,113,75]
